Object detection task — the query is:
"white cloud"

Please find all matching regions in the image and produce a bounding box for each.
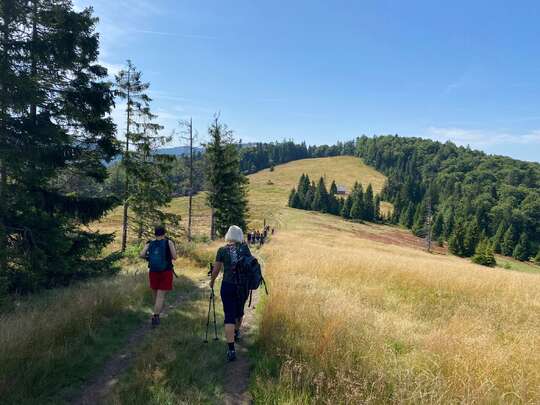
[427,127,540,147]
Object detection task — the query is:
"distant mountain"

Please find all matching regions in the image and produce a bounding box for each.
[155,146,205,156]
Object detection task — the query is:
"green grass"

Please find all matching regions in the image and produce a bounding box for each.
[496,255,540,274]
[108,260,232,404]
[0,271,149,405]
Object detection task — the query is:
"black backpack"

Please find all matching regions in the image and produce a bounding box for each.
[234,248,268,307]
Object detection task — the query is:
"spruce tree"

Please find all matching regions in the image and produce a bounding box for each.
[115,60,154,251]
[364,184,375,221]
[0,0,120,293]
[501,224,517,256]
[449,221,467,257]
[472,239,496,267]
[288,188,297,207]
[463,219,480,257]
[534,249,540,265]
[513,232,530,261]
[329,180,338,195]
[374,195,381,221]
[206,117,249,237]
[443,211,455,239]
[492,223,505,254]
[312,177,329,212]
[432,213,444,238]
[341,195,353,219]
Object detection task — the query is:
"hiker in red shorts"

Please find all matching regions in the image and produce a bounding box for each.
[140,225,177,327]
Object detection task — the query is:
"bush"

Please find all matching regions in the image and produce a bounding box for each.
[534,250,540,265]
[472,240,496,267]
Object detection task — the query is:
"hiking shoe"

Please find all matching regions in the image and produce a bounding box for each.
[227,349,237,362]
[151,315,160,327]
[234,329,241,342]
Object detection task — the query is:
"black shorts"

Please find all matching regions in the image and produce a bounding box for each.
[220,281,248,324]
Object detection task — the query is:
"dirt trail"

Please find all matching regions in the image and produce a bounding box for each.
[222,290,259,405]
[70,280,205,405]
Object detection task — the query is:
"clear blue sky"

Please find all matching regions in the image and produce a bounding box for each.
[74,0,540,162]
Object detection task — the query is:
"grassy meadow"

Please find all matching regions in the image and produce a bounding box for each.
[3,155,540,404]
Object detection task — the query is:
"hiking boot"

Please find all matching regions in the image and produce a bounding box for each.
[234,329,241,342]
[151,314,160,327]
[227,349,237,362]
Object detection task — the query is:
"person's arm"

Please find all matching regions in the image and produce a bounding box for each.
[168,240,177,260]
[139,243,150,259]
[209,262,223,289]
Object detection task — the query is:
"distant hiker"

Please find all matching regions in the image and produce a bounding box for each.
[209,225,251,362]
[271,227,275,235]
[140,225,177,327]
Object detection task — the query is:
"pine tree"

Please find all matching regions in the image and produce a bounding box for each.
[400,202,415,228]
[492,223,505,254]
[472,239,497,267]
[312,177,330,212]
[443,211,455,239]
[0,0,119,293]
[115,60,154,252]
[501,224,517,256]
[329,180,338,195]
[432,213,444,238]
[341,195,353,219]
[534,249,540,265]
[206,117,248,237]
[463,219,480,257]
[350,188,364,221]
[449,221,467,257]
[513,232,530,261]
[374,195,381,221]
[288,188,297,207]
[364,184,375,221]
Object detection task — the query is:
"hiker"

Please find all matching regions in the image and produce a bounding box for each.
[140,225,177,327]
[209,225,251,361]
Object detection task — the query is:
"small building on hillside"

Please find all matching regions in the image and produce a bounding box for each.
[336,185,347,195]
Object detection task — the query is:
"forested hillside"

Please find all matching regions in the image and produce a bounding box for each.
[355,135,540,261]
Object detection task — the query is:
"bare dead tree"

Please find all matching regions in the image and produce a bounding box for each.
[177,118,198,241]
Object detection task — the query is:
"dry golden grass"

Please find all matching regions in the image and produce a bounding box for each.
[254,208,540,403]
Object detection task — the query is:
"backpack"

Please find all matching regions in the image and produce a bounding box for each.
[147,239,170,272]
[233,246,268,307]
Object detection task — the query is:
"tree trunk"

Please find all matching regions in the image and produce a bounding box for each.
[187,118,193,241]
[120,69,131,252]
[210,207,216,240]
[0,161,7,276]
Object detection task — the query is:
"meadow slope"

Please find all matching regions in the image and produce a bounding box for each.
[245,157,540,403]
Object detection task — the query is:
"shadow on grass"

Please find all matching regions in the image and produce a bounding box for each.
[108,274,232,405]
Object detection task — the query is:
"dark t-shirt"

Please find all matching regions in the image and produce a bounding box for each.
[216,242,251,284]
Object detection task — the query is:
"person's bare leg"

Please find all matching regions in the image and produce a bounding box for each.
[225,323,235,343]
[154,290,166,315]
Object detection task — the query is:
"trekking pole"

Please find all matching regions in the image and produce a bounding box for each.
[204,288,214,343]
[211,287,219,341]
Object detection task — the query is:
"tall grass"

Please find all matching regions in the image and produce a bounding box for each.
[0,270,149,404]
[253,210,540,404]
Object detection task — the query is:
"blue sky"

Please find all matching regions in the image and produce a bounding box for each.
[74,0,540,162]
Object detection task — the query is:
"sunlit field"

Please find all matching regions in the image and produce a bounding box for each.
[253,208,540,403]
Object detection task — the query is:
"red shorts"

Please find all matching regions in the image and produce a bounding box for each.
[149,270,173,291]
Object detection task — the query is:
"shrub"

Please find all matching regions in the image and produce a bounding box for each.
[472,240,497,267]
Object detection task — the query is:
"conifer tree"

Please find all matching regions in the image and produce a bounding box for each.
[472,239,496,267]
[443,210,455,239]
[449,221,467,257]
[364,184,375,221]
[0,0,119,292]
[312,177,330,212]
[115,60,153,251]
[464,219,480,257]
[341,195,353,219]
[206,117,248,237]
[329,180,338,195]
[513,232,530,261]
[374,195,381,221]
[432,213,444,238]
[288,188,297,207]
[492,223,505,254]
[501,224,517,256]
[534,249,540,265]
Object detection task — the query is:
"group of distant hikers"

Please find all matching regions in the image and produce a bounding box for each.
[139,224,267,362]
[246,225,274,246]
